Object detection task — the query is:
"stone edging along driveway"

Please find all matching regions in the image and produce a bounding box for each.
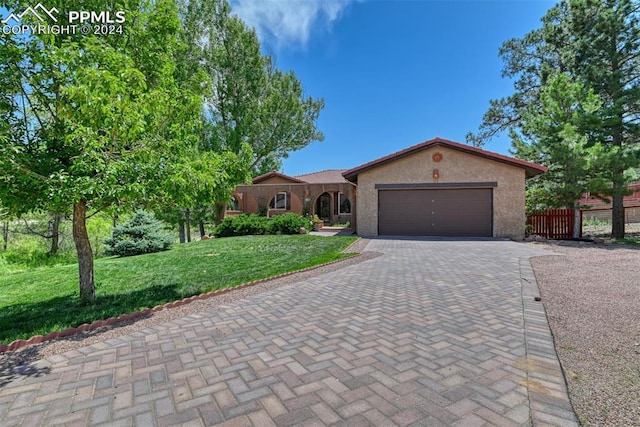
[0,237,579,426]
[518,256,577,426]
[0,237,373,354]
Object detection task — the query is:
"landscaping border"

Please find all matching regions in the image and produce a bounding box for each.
[0,238,366,353]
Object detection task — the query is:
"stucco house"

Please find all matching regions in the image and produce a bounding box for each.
[227,137,547,239]
[229,169,356,227]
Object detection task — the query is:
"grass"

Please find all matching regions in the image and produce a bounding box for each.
[330,221,351,228]
[582,217,611,227]
[0,234,357,344]
[0,213,115,274]
[610,237,640,246]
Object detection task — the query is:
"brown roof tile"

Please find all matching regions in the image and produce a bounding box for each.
[294,169,349,184]
[252,171,305,184]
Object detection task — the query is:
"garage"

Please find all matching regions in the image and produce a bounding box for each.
[378,188,493,236]
[342,137,547,239]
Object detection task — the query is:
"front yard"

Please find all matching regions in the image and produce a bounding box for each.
[0,235,357,345]
[531,241,640,426]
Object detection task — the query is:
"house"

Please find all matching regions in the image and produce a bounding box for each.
[229,169,356,227]
[228,137,547,239]
[579,182,640,223]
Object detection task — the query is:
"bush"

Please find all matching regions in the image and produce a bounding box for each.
[213,213,310,237]
[269,213,311,234]
[214,214,270,237]
[104,210,173,257]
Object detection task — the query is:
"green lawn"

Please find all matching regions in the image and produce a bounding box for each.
[609,236,640,246]
[0,235,357,344]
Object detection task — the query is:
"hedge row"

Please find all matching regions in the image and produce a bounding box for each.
[214,213,311,237]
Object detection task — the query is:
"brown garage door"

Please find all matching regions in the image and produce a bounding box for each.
[378,189,492,236]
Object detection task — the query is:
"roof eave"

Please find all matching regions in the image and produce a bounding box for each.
[342,138,547,181]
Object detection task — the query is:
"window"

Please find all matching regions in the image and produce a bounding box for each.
[227,196,240,211]
[338,192,351,214]
[269,192,287,210]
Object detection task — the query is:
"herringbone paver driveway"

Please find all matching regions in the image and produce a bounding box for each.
[0,238,578,426]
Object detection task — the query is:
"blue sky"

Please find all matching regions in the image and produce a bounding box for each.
[230,0,555,176]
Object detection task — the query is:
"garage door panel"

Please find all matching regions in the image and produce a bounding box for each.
[378,189,492,237]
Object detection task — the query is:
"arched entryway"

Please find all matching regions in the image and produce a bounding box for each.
[316,192,332,221]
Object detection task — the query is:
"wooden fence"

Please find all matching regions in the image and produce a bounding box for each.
[527,209,580,239]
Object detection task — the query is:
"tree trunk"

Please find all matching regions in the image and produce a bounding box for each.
[49,212,62,256]
[611,192,625,238]
[185,208,191,243]
[1,221,8,251]
[73,201,95,304]
[573,204,581,239]
[178,221,186,243]
[214,202,226,225]
[199,220,206,238]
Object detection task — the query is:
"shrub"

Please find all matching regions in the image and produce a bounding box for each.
[269,213,311,234]
[213,214,270,237]
[105,210,173,257]
[213,213,311,237]
[213,216,238,238]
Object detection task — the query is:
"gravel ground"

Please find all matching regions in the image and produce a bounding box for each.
[530,241,640,426]
[0,237,377,371]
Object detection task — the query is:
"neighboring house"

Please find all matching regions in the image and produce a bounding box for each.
[228,137,547,239]
[580,182,640,222]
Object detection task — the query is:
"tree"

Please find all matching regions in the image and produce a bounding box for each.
[0,202,8,252]
[105,210,173,257]
[0,0,203,303]
[178,0,324,227]
[469,0,640,238]
[513,73,605,237]
[185,0,324,174]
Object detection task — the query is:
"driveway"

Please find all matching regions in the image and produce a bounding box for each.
[0,238,577,426]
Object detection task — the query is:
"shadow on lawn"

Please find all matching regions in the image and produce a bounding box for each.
[0,284,185,383]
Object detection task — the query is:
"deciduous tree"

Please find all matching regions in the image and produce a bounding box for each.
[184,0,324,174]
[0,0,203,303]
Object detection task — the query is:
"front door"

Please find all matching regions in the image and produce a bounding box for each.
[316,193,331,221]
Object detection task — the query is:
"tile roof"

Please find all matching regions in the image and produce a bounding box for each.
[252,171,305,184]
[342,137,547,181]
[294,169,349,184]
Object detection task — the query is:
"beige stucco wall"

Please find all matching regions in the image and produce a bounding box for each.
[355,146,526,239]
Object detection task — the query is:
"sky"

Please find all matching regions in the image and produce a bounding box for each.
[229,0,556,176]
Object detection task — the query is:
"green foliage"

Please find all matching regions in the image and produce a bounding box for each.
[517,74,604,211]
[583,217,611,227]
[269,213,311,235]
[257,205,269,217]
[0,236,77,274]
[214,214,270,237]
[87,214,117,258]
[0,0,206,301]
[331,221,351,228]
[105,211,173,257]
[0,235,357,343]
[469,0,640,237]
[184,0,324,175]
[213,213,311,237]
[0,212,116,274]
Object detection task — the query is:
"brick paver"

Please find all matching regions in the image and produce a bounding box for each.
[0,238,578,426]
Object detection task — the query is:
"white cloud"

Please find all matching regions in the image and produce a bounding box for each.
[230,0,354,49]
